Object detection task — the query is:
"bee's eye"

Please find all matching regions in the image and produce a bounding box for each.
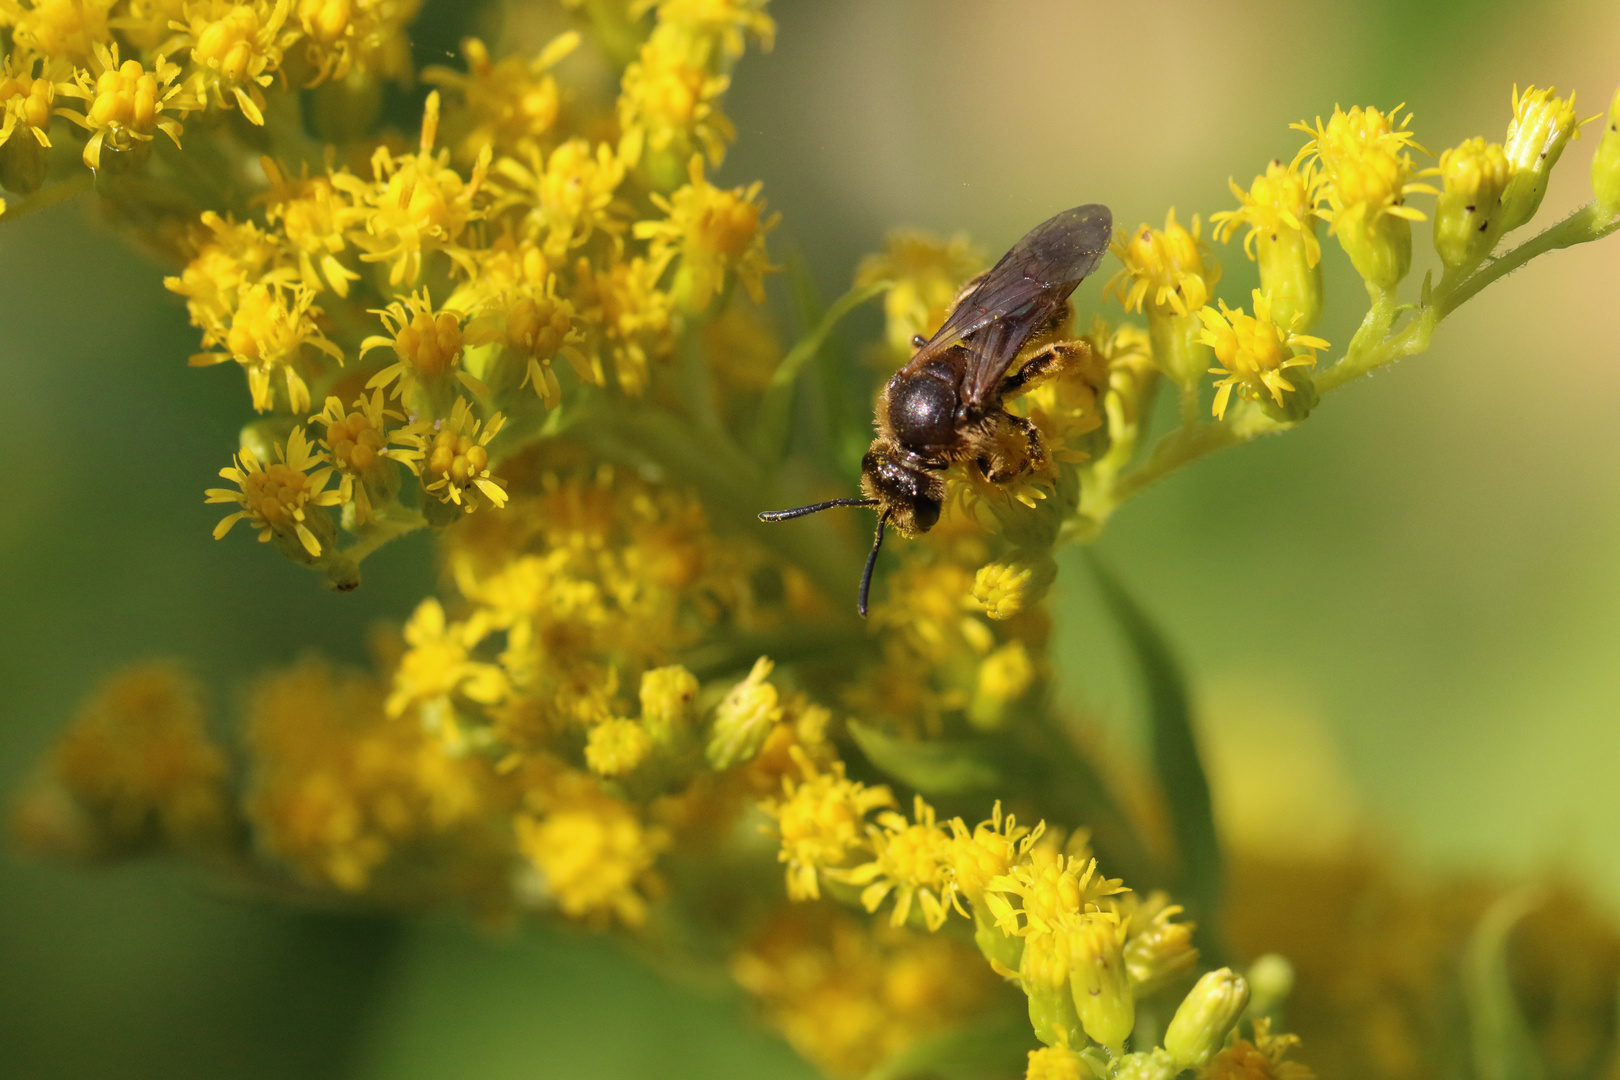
[913,496,940,532]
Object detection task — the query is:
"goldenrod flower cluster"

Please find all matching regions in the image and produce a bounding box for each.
[12,4,1620,1080]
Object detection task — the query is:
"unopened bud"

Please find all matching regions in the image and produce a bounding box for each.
[1336,205,1412,290]
[1246,953,1295,1017]
[1434,138,1511,269]
[1021,930,1083,1048]
[705,657,781,769]
[1112,1049,1177,1080]
[972,555,1057,620]
[969,641,1036,731]
[1500,85,1582,233]
[1592,86,1620,217]
[0,133,47,194]
[639,665,699,748]
[1025,1043,1093,1080]
[1254,224,1323,336]
[1164,967,1251,1070]
[584,718,653,777]
[1070,916,1134,1053]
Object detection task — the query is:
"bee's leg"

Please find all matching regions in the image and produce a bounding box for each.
[1001,338,1091,399]
[977,413,1047,483]
[1007,414,1049,472]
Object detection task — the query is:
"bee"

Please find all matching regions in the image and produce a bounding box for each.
[759,203,1113,616]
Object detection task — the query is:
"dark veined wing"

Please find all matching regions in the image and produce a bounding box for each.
[904,203,1113,409]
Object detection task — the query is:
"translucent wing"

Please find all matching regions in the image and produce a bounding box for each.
[904,203,1113,408]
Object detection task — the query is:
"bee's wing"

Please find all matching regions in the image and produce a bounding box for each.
[904,204,1113,407]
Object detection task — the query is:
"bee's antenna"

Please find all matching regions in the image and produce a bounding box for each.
[757,497,878,522]
[857,512,888,618]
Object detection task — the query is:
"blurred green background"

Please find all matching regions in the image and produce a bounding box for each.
[3,0,1619,1076]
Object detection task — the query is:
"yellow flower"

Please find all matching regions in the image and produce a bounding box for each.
[0,54,54,149]
[1025,1043,1088,1080]
[1292,104,1437,288]
[732,906,992,1080]
[422,32,577,166]
[11,663,232,859]
[56,42,189,168]
[515,773,667,926]
[462,280,591,408]
[163,210,289,335]
[573,254,676,394]
[970,640,1035,729]
[1106,208,1220,319]
[411,397,508,513]
[190,280,343,413]
[5,0,115,70]
[259,156,361,297]
[293,0,420,85]
[1198,290,1329,420]
[839,796,959,931]
[635,153,779,310]
[1119,890,1197,994]
[983,843,1126,939]
[206,425,344,558]
[385,596,507,720]
[1211,158,1326,333]
[855,227,982,358]
[633,0,775,61]
[947,802,1040,907]
[171,0,292,125]
[333,91,490,286]
[617,24,736,172]
[361,288,484,406]
[1500,84,1586,233]
[762,747,895,900]
[308,391,421,524]
[245,658,487,892]
[493,137,626,261]
[584,718,653,777]
[1203,1019,1316,1080]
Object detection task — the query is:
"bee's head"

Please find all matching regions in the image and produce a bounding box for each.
[859,443,943,535]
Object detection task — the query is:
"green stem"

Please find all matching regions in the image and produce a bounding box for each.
[342,506,426,564]
[0,172,93,224]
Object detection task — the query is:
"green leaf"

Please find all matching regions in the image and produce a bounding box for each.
[1466,889,1546,1080]
[849,721,1003,794]
[753,279,891,467]
[1087,555,1223,934]
[864,1012,1034,1080]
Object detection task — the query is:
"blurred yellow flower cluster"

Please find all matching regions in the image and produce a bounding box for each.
[11,3,1620,1080]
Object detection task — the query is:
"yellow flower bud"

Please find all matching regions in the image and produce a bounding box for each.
[639,665,699,748]
[972,555,1057,620]
[1500,85,1582,233]
[1246,953,1295,1017]
[1025,1043,1092,1080]
[1433,137,1510,270]
[1069,916,1134,1053]
[970,641,1036,731]
[1592,86,1620,217]
[705,656,781,769]
[1212,160,1326,334]
[1111,1049,1177,1080]
[1164,967,1251,1070]
[584,718,653,777]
